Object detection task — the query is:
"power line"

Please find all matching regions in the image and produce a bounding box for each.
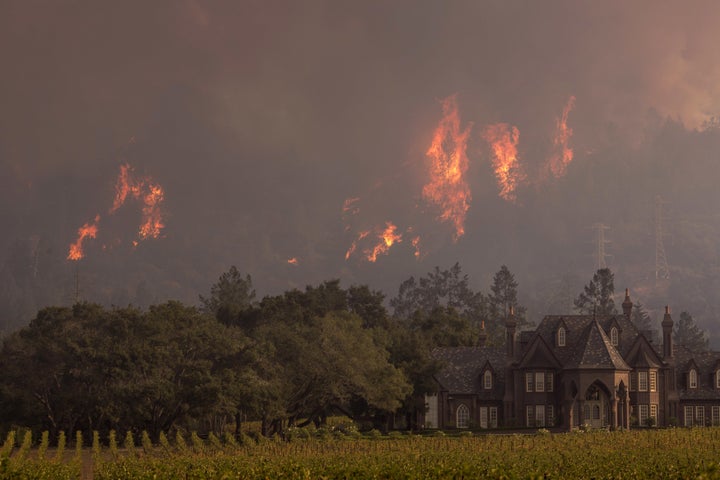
[590,223,611,270]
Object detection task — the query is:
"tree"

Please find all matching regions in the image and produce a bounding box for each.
[574,268,617,315]
[488,265,529,342]
[200,266,256,326]
[674,311,708,352]
[631,301,657,343]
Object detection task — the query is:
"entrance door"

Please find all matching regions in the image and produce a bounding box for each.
[584,384,606,428]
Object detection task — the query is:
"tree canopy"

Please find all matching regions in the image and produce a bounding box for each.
[574,268,617,315]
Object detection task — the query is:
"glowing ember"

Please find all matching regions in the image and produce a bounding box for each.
[422,94,472,240]
[287,257,299,266]
[138,182,165,239]
[366,222,402,262]
[482,123,525,202]
[342,197,361,215]
[547,95,576,178]
[67,215,100,261]
[411,235,421,258]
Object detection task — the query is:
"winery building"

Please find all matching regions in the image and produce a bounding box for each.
[422,290,720,430]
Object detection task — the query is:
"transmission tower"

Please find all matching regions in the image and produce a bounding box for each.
[591,223,612,270]
[655,195,671,280]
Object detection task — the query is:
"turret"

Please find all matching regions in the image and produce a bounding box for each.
[505,305,517,359]
[478,319,488,347]
[622,288,633,320]
[662,305,673,359]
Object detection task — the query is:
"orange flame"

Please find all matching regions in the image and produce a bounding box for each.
[411,236,421,258]
[67,215,100,261]
[423,94,472,240]
[110,163,166,240]
[287,257,299,266]
[345,230,370,260]
[482,123,525,202]
[366,222,402,262]
[548,95,576,178]
[342,197,360,215]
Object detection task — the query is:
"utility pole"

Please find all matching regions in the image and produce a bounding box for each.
[655,195,671,280]
[591,223,611,270]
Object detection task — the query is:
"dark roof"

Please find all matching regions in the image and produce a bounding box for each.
[564,320,631,370]
[674,346,720,401]
[432,346,505,397]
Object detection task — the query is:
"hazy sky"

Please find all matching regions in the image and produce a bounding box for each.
[2,1,720,314]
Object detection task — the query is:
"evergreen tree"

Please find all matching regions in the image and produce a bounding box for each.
[488,265,529,342]
[674,311,708,352]
[574,268,617,315]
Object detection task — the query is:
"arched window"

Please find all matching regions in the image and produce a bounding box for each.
[483,370,493,390]
[557,327,566,347]
[689,369,698,389]
[456,404,470,429]
[610,327,619,346]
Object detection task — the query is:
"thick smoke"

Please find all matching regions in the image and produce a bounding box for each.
[2,1,720,338]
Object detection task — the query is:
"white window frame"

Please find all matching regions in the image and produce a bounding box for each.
[546,373,554,392]
[716,371,720,389]
[650,404,657,422]
[638,404,648,426]
[712,406,720,426]
[547,405,555,426]
[629,372,636,391]
[557,327,566,347]
[690,369,698,389]
[479,407,488,429]
[483,370,492,390]
[535,405,545,427]
[526,373,533,392]
[638,371,648,392]
[696,406,705,426]
[684,406,694,427]
[610,327,618,346]
[456,404,470,429]
[489,407,498,428]
[650,371,657,392]
[535,372,545,392]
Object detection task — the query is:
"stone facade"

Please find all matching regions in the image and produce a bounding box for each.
[422,291,720,430]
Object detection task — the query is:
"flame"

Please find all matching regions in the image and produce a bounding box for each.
[287,257,299,266]
[366,222,402,262]
[67,215,100,261]
[138,182,165,239]
[345,230,370,260]
[342,197,360,215]
[422,94,472,240]
[482,123,525,202]
[547,95,576,178]
[110,163,166,240]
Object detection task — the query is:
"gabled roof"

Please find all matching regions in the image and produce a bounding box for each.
[563,320,630,370]
[625,335,664,369]
[517,334,562,370]
[673,346,720,401]
[431,346,505,396]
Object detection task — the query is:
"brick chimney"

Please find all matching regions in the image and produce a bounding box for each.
[622,288,633,320]
[662,305,674,359]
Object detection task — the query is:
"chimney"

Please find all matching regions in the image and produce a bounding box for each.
[478,319,488,347]
[622,288,633,320]
[505,305,517,359]
[662,305,673,359]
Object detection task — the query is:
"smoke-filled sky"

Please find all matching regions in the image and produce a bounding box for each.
[3,1,720,331]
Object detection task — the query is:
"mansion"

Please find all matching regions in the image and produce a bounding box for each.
[422,290,720,430]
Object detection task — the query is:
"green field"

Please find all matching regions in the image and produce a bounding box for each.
[4,427,720,479]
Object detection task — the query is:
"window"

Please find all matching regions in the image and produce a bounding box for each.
[650,371,657,392]
[535,405,546,427]
[535,372,545,392]
[526,373,534,392]
[610,327,618,346]
[489,407,498,428]
[696,406,705,426]
[526,405,534,427]
[639,405,649,426]
[483,370,493,390]
[716,371,720,389]
[547,405,555,426]
[650,404,657,423]
[546,373,554,392]
[629,372,636,391]
[479,407,488,429]
[456,404,470,429]
[712,406,720,426]
[684,406,694,427]
[557,327,566,347]
[690,369,698,389]
[638,371,648,392]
